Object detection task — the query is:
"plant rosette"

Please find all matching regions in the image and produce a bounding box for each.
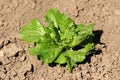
[19,8,95,72]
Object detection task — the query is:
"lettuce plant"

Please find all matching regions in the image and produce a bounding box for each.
[19,8,94,72]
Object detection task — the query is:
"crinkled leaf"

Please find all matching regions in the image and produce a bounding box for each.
[47,24,60,44]
[44,8,74,33]
[55,43,94,72]
[19,18,45,43]
[29,34,63,63]
[68,23,94,47]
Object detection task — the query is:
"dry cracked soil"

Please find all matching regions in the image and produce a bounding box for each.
[0,0,120,80]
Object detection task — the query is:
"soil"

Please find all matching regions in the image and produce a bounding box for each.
[0,0,120,80]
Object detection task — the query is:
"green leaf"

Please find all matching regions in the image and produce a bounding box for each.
[60,26,75,46]
[68,23,94,47]
[19,18,45,43]
[55,49,86,72]
[47,24,60,44]
[55,43,94,72]
[28,34,63,63]
[44,8,74,33]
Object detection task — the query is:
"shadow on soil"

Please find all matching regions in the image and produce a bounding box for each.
[81,30,106,64]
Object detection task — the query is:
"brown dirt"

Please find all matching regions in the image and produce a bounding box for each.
[0,0,120,80]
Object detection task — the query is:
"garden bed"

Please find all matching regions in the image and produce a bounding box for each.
[0,0,120,80]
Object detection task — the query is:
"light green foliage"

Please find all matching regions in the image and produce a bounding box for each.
[19,8,95,72]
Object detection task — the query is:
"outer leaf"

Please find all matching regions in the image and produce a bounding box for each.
[67,43,94,72]
[29,34,63,63]
[68,23,94,47]
[55,43,94,72]
[19,18,45,43]
[55,49,85,72]
[44,8,74,33]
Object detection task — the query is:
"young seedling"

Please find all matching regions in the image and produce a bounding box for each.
[19,8,95,72]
